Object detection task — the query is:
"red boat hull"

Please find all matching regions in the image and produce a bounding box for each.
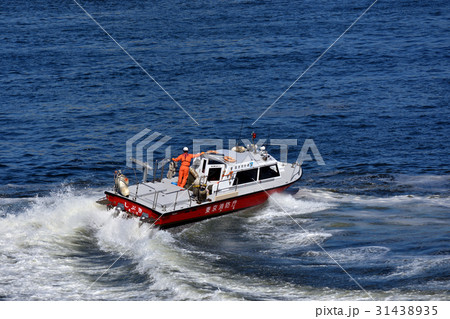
[105,182,294,228]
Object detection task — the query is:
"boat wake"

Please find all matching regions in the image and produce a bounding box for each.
[0,186,448,300]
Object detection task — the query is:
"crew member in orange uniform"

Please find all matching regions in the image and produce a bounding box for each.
[172,147,203,188]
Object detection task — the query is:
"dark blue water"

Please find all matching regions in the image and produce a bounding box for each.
[0,0,448,300]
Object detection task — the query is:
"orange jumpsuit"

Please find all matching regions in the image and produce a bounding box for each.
[172,152,202,188]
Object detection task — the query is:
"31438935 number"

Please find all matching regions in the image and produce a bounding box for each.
[376,305,438,316]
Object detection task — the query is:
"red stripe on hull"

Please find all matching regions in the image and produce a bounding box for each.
[105,183,292,228]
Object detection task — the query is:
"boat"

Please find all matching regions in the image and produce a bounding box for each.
[97,140,302,229]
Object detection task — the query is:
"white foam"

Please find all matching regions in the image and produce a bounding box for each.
[248,192,335,223]
[304,246,391,262]
[276,231,333,249]
[294,188,450,207]
[0,188,236,300]
[395,174,450,186]
[0,188,110,300]
[235,193,335,252]
[386,256,450,279]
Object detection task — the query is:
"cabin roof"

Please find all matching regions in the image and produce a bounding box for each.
[203,149,277,167]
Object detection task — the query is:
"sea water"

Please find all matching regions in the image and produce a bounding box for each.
[0,0,448,300]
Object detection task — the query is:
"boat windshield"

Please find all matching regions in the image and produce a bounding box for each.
[233,168,258,185]
[259,164,279,180]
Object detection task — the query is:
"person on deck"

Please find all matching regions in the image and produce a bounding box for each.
[172,147,203,188]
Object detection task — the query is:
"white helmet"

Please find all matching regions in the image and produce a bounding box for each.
[183,147,188,152]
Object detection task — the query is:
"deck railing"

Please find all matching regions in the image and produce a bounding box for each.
[129,180,194,212]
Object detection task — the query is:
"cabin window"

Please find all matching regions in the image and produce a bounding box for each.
[233,168,258,185]
[201,159,207,173]
[207,167,222,181]
[259,164,280,180]
[209,159,222,165]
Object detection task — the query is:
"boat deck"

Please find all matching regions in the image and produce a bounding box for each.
[126,177,195,213]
